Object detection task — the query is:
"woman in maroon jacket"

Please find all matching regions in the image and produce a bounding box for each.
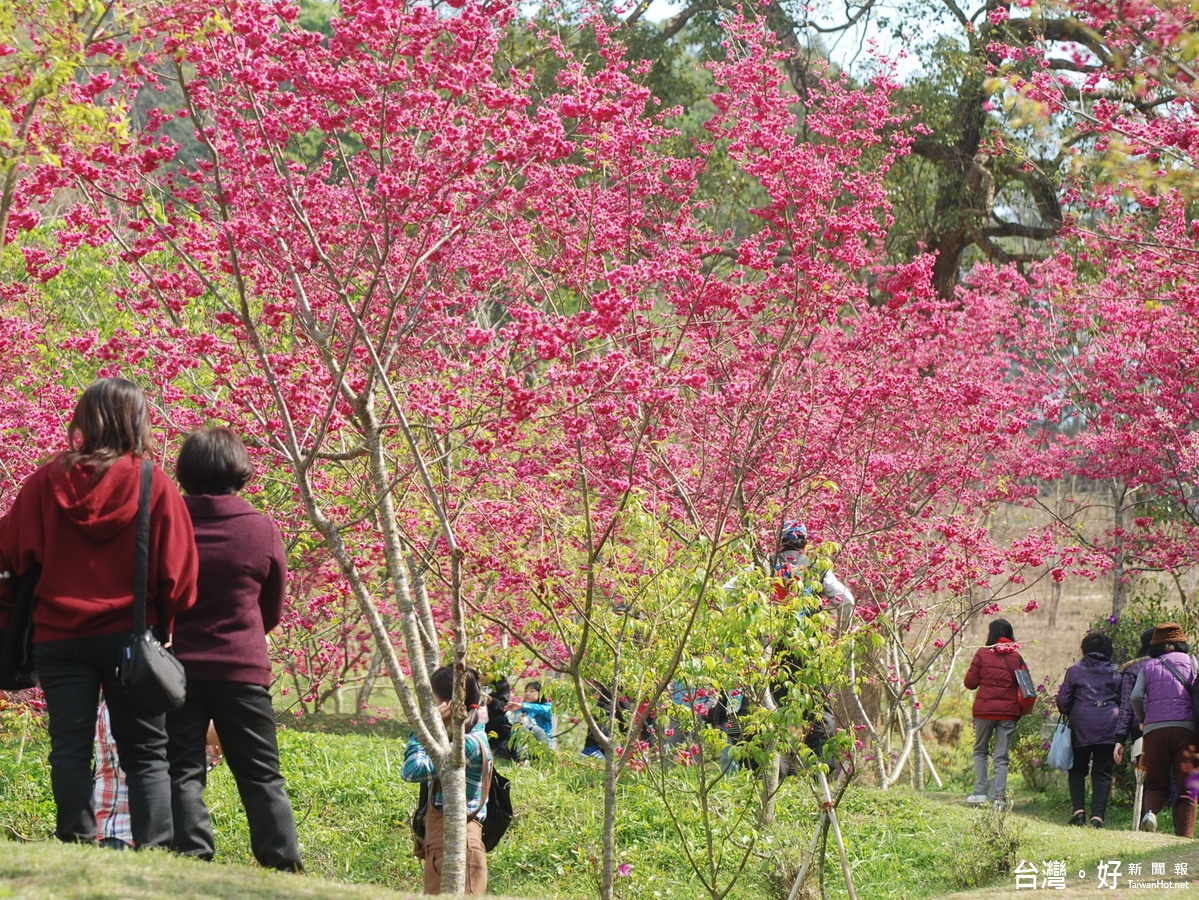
[964,619,1029,808]
[166,428,302,872]
[0,378,198,848]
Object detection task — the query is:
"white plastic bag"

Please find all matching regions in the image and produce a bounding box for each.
[1046,718,1073,771]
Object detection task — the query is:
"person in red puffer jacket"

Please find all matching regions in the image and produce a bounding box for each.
[0,378,198,849]
[964,618,1030,808]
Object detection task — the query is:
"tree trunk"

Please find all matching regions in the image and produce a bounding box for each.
[931,229,969,300]
[758,749,780,826]
[912,728,926,790]
[438,759,469,894]
[1048,576,1063,627]
[601,753,618,900]
[1111,481,1128,619]
[356,650,383,713]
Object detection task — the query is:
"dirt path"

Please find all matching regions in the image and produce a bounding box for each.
[940,834,1199,897]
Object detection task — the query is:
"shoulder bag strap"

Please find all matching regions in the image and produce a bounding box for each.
[133,458,153,635]
[467,731,492,822]
[997,650,1020,685]
[1160,658,1194,690]
[426,733,492,820]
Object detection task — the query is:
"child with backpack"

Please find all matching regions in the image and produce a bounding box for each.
[401,666,492,895]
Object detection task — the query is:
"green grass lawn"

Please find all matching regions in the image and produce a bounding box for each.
[2,709,1197,899]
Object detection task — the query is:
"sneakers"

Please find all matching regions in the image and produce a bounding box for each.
[1140,811,1158,833]
[966,793,987,805]
[1068,811,1086,827]
[993,798,1009,811]
[1090,817,1104,829]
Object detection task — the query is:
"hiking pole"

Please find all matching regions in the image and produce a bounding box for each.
[1131,737,1145,831]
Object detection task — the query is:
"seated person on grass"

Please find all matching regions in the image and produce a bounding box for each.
[506,681,555,752]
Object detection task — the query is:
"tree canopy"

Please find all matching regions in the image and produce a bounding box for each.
[4,0,1199,893]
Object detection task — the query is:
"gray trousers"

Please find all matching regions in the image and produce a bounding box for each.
[972,717,1017,800]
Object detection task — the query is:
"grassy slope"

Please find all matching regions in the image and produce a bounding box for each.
[0,840,533,899]
[3,713,1198,899]
[0,840,408,900]
[1,788,1196,899]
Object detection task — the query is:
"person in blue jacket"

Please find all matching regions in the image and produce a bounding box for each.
[506,681,555,751]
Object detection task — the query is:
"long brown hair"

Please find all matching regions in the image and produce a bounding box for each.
[62,378,154,474]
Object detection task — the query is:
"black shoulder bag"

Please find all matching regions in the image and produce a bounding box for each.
[115,459,187,714]
[0,562,42,691]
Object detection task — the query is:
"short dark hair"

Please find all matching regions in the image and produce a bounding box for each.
[1150,640,1191,658]
[986,619,1015,646]
[429,665,481,708]
[1139,628,1156,657]
[64,378,153,473]
[176,428,254,495]
[525,680,542,695]
[1081,632,1113,658]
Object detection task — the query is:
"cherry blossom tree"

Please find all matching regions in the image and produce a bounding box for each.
[0,0,176,248]
[0,298,72,497]
[981,0,1199,615]
[18,0,1198,892]
[2,0,919,888]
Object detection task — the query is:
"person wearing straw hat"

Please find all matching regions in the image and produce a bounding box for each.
[1130,623,1198,836]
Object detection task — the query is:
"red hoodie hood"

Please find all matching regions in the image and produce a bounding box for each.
[48,454,142,543]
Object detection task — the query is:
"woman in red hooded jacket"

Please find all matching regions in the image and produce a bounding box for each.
[963,618,1029,808]
[0,378,198,848]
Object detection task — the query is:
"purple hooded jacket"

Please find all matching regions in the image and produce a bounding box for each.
[1056,652,1122,747]
[1116,657,1148,740]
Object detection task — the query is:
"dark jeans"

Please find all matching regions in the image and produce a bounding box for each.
[166,680,302,871]
[34,633,172,848]
[1069,743,1115,820]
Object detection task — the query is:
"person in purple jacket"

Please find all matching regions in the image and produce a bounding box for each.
[1116,628,1156,827]
[1130,622,1198,837]
[1116,628,1155,752]
[166,428,303,871]
[1056,632,1123,828]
